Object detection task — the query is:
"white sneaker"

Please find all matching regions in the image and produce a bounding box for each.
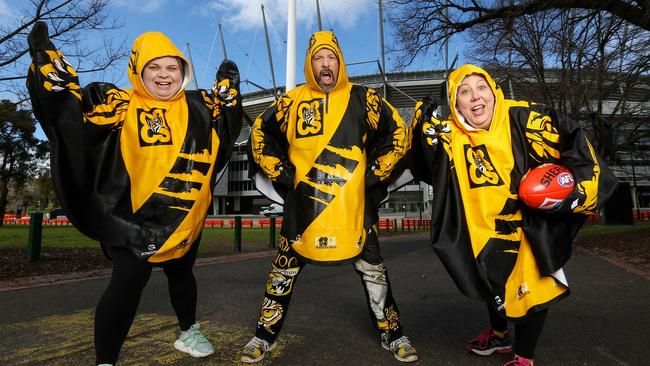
[381,334,418,363]
[241,336,277,363]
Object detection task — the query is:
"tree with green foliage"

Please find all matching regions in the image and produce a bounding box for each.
[0,1,126,220]
[0,100,48,223]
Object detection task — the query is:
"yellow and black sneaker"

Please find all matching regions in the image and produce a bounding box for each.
[241,336,277,363]
[381,334,418,362]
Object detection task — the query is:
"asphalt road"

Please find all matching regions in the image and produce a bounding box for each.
[0,233,648,365]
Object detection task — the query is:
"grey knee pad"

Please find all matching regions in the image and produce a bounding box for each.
[354,258,388,321]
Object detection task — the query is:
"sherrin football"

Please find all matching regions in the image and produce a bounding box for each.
[518,163,575,210]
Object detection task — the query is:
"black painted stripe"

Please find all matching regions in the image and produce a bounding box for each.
[159,177,203,193]
[296,181,335,203]
[315,148,359,174]
[170,156,211,176]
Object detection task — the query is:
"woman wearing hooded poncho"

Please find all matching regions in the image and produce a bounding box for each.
[408,64,617,366]
[26,22,242,365]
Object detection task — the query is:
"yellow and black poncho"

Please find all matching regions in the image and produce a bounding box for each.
[249,31,409,264]
[409,64,617,320]
[27,24,242,263]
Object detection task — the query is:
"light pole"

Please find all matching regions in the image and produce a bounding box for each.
[418,185,423,221]
[630,145,641,219]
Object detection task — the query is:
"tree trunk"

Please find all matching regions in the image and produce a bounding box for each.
[0,178,8,226]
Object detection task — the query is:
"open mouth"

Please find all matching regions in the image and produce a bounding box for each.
[471,105,485,114]
[319,69,334,85]
[156,81,172,88]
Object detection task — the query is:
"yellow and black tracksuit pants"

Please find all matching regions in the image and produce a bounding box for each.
[254,229,404,344]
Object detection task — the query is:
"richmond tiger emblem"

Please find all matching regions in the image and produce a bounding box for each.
[465,144,503,188]
[296,99,323,138]
[137,107,172,146]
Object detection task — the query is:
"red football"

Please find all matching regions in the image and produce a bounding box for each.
[519,164,575,210]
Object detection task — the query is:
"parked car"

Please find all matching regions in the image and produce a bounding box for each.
[49,207,67,219]
[259,203,283,216]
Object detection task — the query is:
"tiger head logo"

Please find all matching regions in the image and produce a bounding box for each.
[146,116,163,133]
[318,236,328,247]
[137,107,172,146]
[296,99,323,138]
[465,144,503,188]
[258,297,283,334]
[303,106,316,126]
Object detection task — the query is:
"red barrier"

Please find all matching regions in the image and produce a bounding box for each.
[378,220,396,230]
[49,218,70,226]
[258,218,282,227]
[203,219,224,228]
[586,213,601,223]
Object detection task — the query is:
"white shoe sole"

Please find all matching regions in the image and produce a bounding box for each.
[468,345,513,356]
[241,342,277,363]
[174,339,215,358]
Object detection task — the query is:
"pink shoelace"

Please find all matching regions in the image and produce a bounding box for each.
[503,356,533,366]
[473,329,495,348]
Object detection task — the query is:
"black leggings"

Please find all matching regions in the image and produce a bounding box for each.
[487,303,548,359]
[94,240,200,365]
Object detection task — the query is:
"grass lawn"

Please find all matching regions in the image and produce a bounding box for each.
[1,220,647,257]
[579,220,650,236]
[0,226,279,257]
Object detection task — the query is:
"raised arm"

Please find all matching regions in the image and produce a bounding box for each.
[407,93,444,185]
[211,59,243,174]
[27,21,83,141]
[26,21,120,241]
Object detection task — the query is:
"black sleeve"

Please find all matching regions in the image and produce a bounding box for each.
[545,106,618,214]
[364,87,410,189]
[408,94,441,185]
[248,95,295,198]
[212,59,243,174]
[26,21,127,241]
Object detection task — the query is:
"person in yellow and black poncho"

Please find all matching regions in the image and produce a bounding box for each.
[240,31,417,363]
[26,22,242,365]
[409,64,617,366]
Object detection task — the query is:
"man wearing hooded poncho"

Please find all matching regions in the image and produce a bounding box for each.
[241,31,418,363]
